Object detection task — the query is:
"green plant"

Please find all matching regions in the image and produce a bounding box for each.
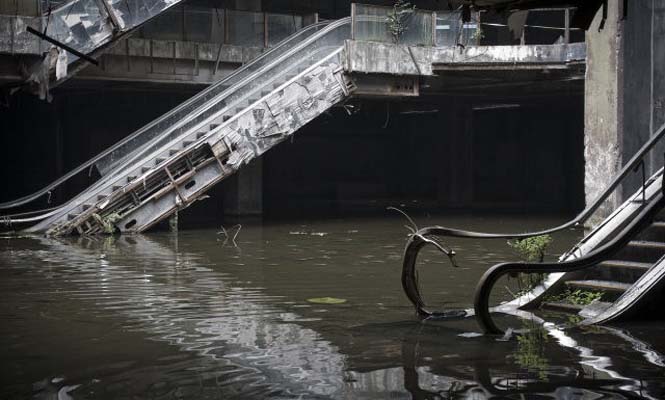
[385,0,416,43]
[546,289,604,306]
[505,235,553,297]
[508,235,553,263]
[513,320,550,380]
[470,26,484,41]
[92,212,121,234]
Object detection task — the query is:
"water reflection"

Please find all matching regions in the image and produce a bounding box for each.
[0,216,664,399]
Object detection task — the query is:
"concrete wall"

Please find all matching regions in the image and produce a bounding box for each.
[583,0,623,224]
[584,0,665,225]
[262,97,584,218]
[0,90,584,228]
[623,1,665,180]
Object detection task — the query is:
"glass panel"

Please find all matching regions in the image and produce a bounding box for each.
[227,10,264,47]
[267,13,302,47]
[109,0,185,30]
[31,0,187,64]
[436,11,478,46]
[48,0,111,56]
[41,1,70,12]
[401,9,433,46]
[353,3,434,46]
[353,4,391,43]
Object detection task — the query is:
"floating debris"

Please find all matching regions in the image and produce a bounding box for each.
[306,297,347,304]
[496,328,514,342]
[457,332,483,338]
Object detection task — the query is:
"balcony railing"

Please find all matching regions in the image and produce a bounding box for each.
[137,6,318,49]
[350,3,583,48]
[479,8,584,46]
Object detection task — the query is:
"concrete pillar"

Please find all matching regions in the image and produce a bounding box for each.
[583,0,624,225]
[223,158,263,217]
[584,1,665,226]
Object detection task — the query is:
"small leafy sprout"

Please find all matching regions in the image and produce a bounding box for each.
[508,234,553,263]
[546,289,604,306]
[386,0,416,43]
[506,235,553,298]
[513,319,550,381]
[470,26,484,41]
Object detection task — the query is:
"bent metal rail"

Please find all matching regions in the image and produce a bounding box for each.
[401,119,665,329]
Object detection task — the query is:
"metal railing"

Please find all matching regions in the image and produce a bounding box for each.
[479,8,584,46]
[0,19,333,216]
[4,16,354,232]
[351,3,436,46]
[26,17,353,234]
[137,6,317,48]
[401,119,665,324]
[475,185,665,333]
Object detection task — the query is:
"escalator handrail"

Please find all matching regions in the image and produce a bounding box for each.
[473,187,665,334]
[0,19,333,211]
[93,19,351,182]
[6,17,353,228]
[408,119,665,240]
[41,17,350,224]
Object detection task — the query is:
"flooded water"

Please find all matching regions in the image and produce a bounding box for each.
[2,214,665,399]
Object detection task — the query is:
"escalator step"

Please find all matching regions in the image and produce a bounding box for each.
[565,279,631,293]
[598,260,652,271]
[540,301,583,313]
[617,240,665,263]
[628,240,665,250]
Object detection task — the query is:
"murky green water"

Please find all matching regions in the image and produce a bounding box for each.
[1,214,665,399]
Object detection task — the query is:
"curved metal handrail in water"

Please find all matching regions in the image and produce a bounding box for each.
[401,120,665,320]
[474,187,665,334]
